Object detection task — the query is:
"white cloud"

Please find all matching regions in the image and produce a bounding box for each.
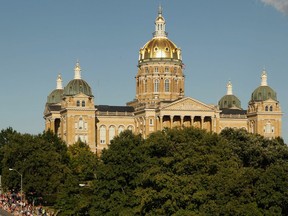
[261,0,288,15]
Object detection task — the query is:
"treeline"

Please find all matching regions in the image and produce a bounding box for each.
[0,127,288,215]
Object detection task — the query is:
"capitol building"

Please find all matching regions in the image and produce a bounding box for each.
[44,7,283,154]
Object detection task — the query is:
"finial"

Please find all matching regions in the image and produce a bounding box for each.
[153,5,167,38]
[158,4,162,15]
[74,61,81,79]
[56,74,63,89]
[261,69,268,86]
[226,80,233,95]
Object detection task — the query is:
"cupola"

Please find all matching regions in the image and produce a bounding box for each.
[251,70,277,102]
[63,62,93,97]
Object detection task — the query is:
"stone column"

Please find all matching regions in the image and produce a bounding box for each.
[201,116,204,129]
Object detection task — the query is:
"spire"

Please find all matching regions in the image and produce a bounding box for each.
[158,4,162,15]
[226,80,233,95]
[56,74,63,89]
[153,5,167,38]
[261,69,268,86]
[74,61,81,79]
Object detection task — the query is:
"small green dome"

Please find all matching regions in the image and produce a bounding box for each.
[218,95,241,109]
[251,86,277,101]
[47,89,64,104]
[63,79,93,97]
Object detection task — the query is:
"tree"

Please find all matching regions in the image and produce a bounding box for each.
[1,130,69,205]
[55,141,98,215]
[88,127,288,215]
[89,130,145,215]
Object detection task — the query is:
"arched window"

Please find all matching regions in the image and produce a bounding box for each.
[128,125,133,131]
[109,126,116,143]
[154,79,159,92]
[100,126,106,144]
[82,100,85,107]
[78,117,84,130]
[118,125,125,134]
[164,79,169,92]
[265,122,272,133]
[270,106,273,111]
[76,100,80,106]
[265,106,268,111]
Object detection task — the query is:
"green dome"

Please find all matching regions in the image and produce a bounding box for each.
[47,89,64,104]
[63,79,93,97]
[251,86,277,102]
[218,95,241,109]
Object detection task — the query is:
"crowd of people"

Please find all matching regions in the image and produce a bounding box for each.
[0,192,56,215]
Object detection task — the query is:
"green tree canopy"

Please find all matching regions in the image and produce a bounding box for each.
[88,127,288,216]
[1,130,69,205]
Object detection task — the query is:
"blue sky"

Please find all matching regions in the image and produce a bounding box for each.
[0,0,287,142]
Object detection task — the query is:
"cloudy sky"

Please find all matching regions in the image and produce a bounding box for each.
[0,0,287,141]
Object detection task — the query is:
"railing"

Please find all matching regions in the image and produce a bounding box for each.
[220,114,247,119]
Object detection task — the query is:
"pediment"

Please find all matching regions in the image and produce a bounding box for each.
[74,92,92,98]
[161,97,216,111]
[263,98,278,103]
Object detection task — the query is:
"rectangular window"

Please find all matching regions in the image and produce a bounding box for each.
[155,67,158,73]
[165,67,169,72]
[149,119,153,125]
[145,67,149,73]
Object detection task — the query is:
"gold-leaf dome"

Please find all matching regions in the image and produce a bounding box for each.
[138,5,182,64]
[139,38,181,61]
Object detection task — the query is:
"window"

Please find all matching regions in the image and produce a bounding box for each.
[154,67,158,73]
[265,122,272,133]
[109,126,115,143]
[174,67,177,73]
[144,80,147,93]
[128,125,133,131]
[145,67,149,73]
[82,100,85,107]
[118,125,125,134]
[76,100,80,106]
[265,106,268,111]
[165,67,169,72]
[149,119,153,126]
[100,126,106,144]
[270,106,273,111]
[78,117,84,130]
[164,79,169,92]
[154,79,159,92]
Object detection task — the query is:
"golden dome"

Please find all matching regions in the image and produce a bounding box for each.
[139,37,181,61]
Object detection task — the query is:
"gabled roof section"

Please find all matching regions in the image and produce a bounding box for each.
[44,104,62,116]
[160,97,217,111]
[220,108,247,115]
[96,105,134,113]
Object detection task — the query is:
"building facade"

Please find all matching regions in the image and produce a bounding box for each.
[44,7,282,154]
